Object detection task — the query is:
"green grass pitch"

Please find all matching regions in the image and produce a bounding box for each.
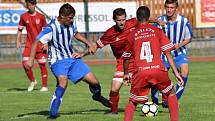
[0,62,215,121]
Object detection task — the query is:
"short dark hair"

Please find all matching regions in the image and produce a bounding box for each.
[113,8,126,20]
[25,0,37,4]
[59,3,76,17]
[136,6,150,22]
[165,0,178,8]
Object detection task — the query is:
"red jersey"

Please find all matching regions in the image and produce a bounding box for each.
[123,23,175,88]
[96,18,137,59]
[18,11,47,52]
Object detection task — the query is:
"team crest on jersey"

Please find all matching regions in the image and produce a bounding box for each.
[36,19,40,24]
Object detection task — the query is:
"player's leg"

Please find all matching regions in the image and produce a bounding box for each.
[158,81,178,121]
[68,59,110,108]
[83,72,110,108]
[167,89,178,121]
[49,76,67,118]
[22,48,37,91]
[124,87,149,121]
[49,60,70,118]
[35,52,48,91]
[124,101,137,121]
[108,76,123,114]
[151,87,159,105]
[108,59,125,114]
[175,54,189,100]
[151,60,170,106]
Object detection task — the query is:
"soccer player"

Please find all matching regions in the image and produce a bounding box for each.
[122,6,184,121]
[94,8,137,114]
[151,0,193,107]
[94,8,161,114]
[16,0,48,92]
[24,3,110,118]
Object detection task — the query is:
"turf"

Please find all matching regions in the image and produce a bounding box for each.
[0,62,215,121]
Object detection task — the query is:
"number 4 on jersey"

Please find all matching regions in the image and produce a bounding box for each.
[140,41,153,63]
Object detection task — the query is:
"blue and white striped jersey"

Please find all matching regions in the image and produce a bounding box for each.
[36,18,78,65]
[155,14,193,61]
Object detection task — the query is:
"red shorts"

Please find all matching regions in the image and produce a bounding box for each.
[129,69,173,104]
[113,58,134,82]
[129,81,173,104]
[22,47,47,64]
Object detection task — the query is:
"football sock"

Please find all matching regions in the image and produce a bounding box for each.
[168,94,178,121]
[151,89,159,105]
[124,102,137,121]
[109,91,119,113]
[176,77,188,100]
[89,84,101,101]
[49,86,65,117]
[38,63,48,87]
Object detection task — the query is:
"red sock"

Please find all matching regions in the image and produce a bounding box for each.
[168,94,178,121]
[124,102,137,121]
[109,91,119,113]
[39,63,48,87]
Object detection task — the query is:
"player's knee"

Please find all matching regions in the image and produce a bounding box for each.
[169,88,176,96]
[58,76,68,88]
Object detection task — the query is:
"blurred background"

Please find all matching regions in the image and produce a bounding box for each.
[0,0,214,64]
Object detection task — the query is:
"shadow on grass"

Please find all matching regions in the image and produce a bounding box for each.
[7,88,39,91]
[17,108,125,118]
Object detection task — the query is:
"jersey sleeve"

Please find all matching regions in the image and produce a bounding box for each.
[184,20,193,39]
[36,25,53,44]
[96,30,112,48]
[159,29,175,53]
[18,15,25,30]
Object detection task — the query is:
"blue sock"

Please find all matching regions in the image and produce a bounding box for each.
[151,89,159,105]
[176,77,188,100]
[49,86,65,117]
[89,84,101,101]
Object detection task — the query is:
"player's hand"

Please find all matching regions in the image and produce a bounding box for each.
[42,44,48,51]
[71,52,84,58]
[87,43,96,55]
[156,19,166,26]
[123,74,130,86]
[174,44,180,49]
[175,73,184,87]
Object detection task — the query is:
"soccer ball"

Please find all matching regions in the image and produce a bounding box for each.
[141,102,158,117]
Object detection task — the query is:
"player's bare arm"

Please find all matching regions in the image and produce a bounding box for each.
[174,38,192,49]
[74,32,95,54]
[123,59,130,86]
[165,52,184,86]
[16,29,23,49]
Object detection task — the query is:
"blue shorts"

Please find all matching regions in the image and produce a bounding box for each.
[50,58,91,84]
[163,54,188,69]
